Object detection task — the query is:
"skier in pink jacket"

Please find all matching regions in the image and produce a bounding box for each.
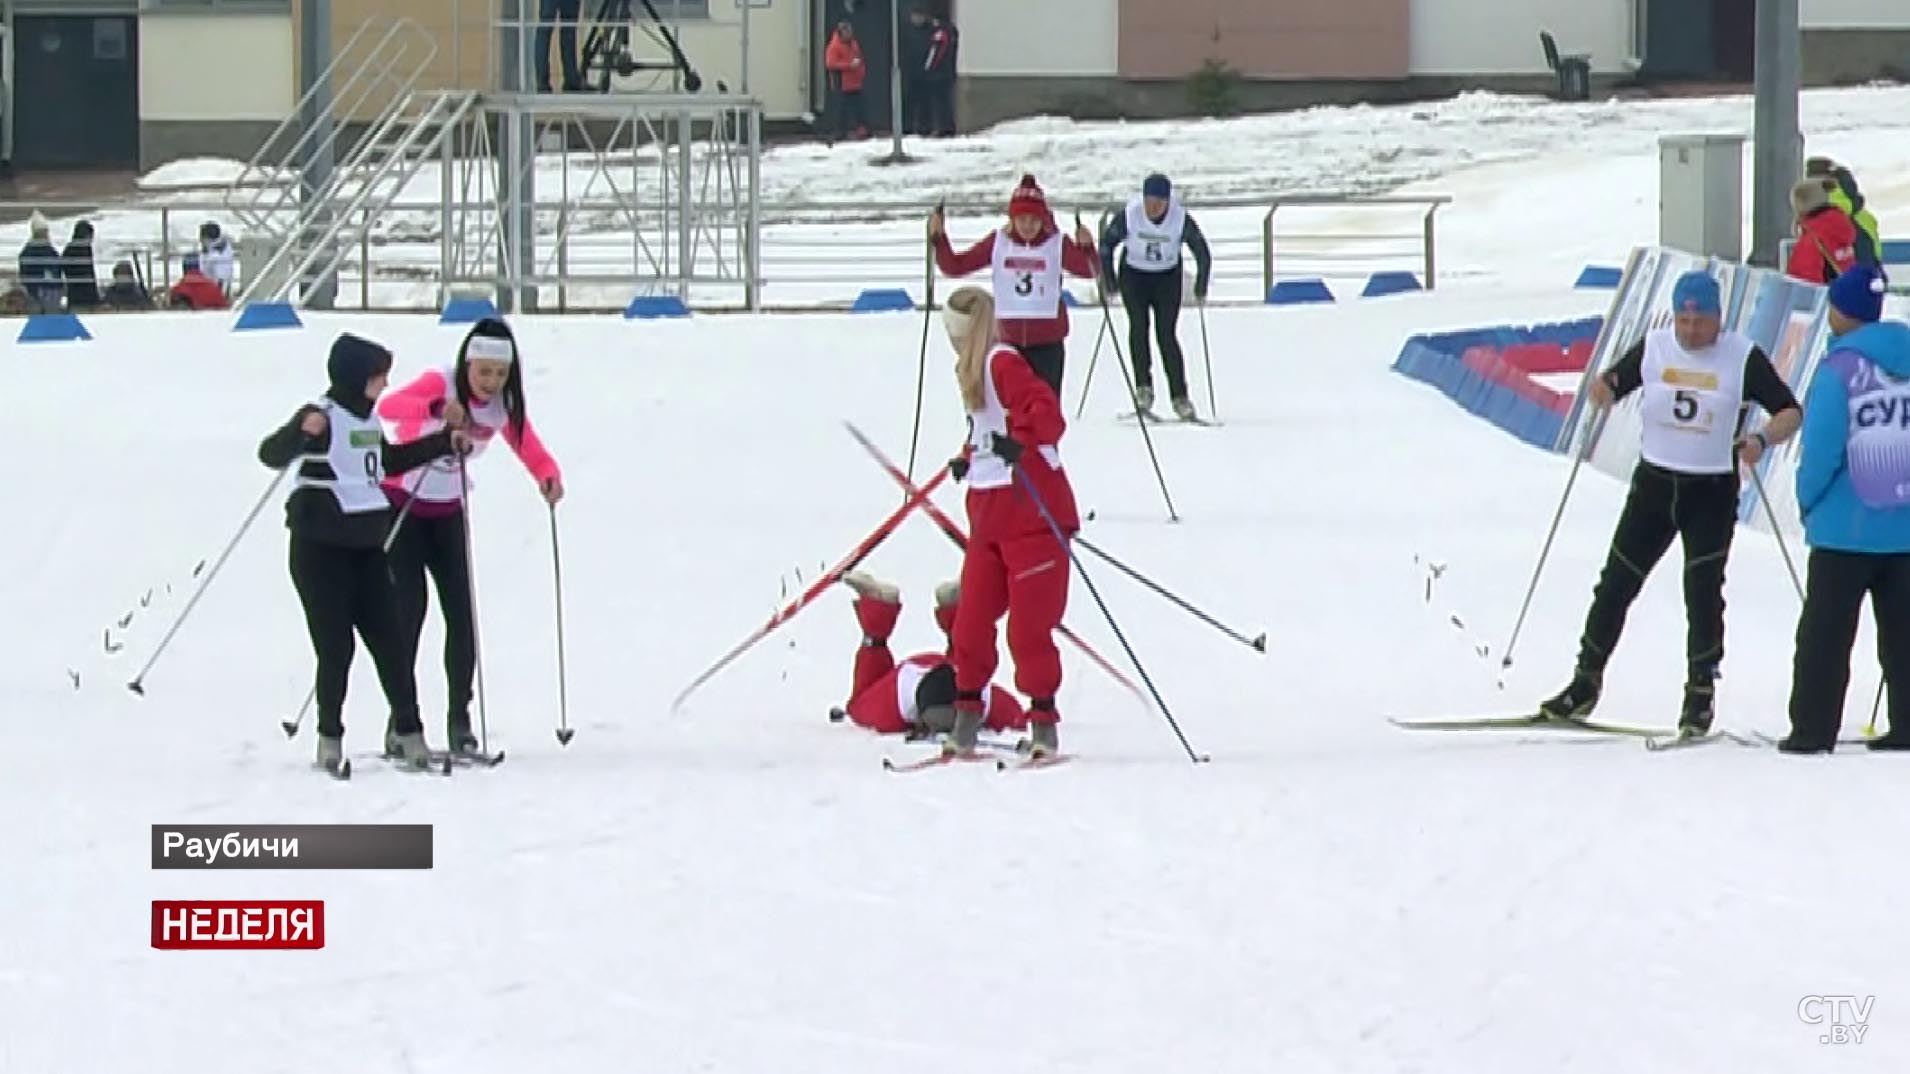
[377,317,563,753]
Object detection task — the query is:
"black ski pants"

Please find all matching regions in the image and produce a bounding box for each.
[1120,265,1187,400]
[1575,461,1739,685]
[388,508,478,723]
[1020,341,1065,398]
[1786,549,1910,746]
[289,537,422,738]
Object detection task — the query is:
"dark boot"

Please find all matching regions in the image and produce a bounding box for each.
[1680,680,1715,736]
[1539,669,1601,720]
[1865,731,1910,751]
[1026,696,1059,757]
[447,709,478,753]
[1779,736,1835,754]
[944,691,986,756]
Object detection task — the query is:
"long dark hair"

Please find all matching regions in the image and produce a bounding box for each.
[456,317,527,440]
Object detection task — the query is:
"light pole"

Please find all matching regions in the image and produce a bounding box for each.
[1750,0,1800,268]
[874,0,912,165]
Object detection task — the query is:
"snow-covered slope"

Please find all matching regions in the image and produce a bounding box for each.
[2,280,1904,1071]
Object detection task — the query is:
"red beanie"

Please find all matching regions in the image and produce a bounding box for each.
[1008,173,1047,219]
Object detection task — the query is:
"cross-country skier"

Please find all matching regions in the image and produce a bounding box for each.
[1783,266,1910,753]
[927,173,1100,396]
[256,333,469,773]
[939,285,1079,758]
[377,317,564,754]
[1098,172,1213,421]
[835,571,1028,736]
[1539,271,1802,736]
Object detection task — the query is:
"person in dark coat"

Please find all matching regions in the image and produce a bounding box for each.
[62,220,99,310]
[901,4,934,135]
[1783,266,1910,753]
[256,334,469,773]
[17,212,63,312]
[101,261,151,310]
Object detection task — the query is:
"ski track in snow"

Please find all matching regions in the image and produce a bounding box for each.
[4,116,1910,1069]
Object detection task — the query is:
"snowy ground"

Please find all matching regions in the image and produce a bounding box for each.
[8,84,1910,309]
[3,273,1907,1070]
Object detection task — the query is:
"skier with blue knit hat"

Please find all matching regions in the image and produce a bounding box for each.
[1098,172,1213,421]
[1783,265,1910,751]
[1535,269,1803,738]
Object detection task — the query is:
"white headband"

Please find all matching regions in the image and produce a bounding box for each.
[467,335,515,364]
[942,304,976,346]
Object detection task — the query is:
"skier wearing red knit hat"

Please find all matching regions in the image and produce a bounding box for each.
[830,571,1028,738]
[927,173,1101,395]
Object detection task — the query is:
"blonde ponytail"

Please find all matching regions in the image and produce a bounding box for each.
[944,285,998,411]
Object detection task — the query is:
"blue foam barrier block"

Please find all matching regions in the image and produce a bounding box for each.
[1575,265,1624,289]
[624,295,692,319]
[1362,271,1422,298]
[850,288,916,313]
[17,312,91,343]
[440,296,501,324]
[233,302,303,331]
[1266,279,1335,305]
[1881,239,1910,264]
[1061,290,1083,308]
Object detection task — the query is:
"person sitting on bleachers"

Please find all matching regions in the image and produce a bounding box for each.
[168,255,229,310]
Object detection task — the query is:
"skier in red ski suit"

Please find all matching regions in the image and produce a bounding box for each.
[939,285,1078,758]
[927,173,1100,396]
[835,571,1027,736]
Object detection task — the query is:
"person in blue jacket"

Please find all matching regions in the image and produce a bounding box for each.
[1784,264,1910,752]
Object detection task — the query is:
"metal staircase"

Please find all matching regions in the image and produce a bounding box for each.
[224,16,476,307]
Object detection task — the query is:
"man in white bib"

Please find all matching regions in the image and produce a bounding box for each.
[1097,172,1214,421]
[1539,271,1802,736]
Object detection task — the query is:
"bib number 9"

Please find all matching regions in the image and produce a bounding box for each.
[363,450,381,480]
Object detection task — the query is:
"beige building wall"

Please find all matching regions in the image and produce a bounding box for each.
[140,11,297,122]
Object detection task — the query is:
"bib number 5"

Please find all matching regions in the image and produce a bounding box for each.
[1673,389,1699,422]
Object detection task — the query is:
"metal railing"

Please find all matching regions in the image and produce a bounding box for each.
[0,191,1452,313]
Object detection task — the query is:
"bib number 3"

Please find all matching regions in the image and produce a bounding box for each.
[1014,272,1034,296]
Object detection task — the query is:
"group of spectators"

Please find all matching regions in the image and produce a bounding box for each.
[1787,157,1887,287]
[11,216,236,314]
[823,3,958,144]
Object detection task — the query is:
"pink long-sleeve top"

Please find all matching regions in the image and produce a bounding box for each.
[376,365,561,518]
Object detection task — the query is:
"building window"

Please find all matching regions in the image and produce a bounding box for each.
[144,1,293,11]
[645,0,710,19]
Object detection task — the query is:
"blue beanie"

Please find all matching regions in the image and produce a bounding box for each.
[1671,271,1721,315]
[1829,264,1886,325]
[1142,173,1171,199]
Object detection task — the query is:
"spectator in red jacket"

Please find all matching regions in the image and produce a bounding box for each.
[922,12,958,136]
[928,174,1099,395]
[1788,178,1859,286]
[823,21,867,144]
[169,254,230,310]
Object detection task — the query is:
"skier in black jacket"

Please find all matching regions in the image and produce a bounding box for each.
[1099,173,1214,421]
[257,333,466,774]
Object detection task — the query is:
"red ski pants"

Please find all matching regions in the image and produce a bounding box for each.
[951,528,1069,712]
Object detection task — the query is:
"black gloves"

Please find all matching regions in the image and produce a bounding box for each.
[948,455,969,481]
[990,433,1024,466]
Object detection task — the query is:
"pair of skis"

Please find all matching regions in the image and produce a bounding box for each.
[883,739,1072,772]
[1118,409,1217,427]
[1391,713,1880,752]
[315,746,507,781]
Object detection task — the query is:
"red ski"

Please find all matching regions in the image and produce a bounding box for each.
[672,466,953,713]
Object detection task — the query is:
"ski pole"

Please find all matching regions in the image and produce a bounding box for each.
[1864,679,1885,738]
[128,466,290,695]
[1746,457,1805,600]
[549,503,574,746]
[1198,300,1217,421]
[1074,298,1108,420]
[1010,463,1208,763]
[905,199,944,489]
[1073,535,1265,652]
[281,684,316,738]
[455,452,493,755]
[1085,212,1178,523]
[1500,407,1608,676]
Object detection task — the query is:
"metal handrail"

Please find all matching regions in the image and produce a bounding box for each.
[1,191,1454,312]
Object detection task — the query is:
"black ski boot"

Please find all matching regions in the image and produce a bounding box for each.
[1679,682,1715,737]
[1539,669,1601,721]
[447,709,479,754]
